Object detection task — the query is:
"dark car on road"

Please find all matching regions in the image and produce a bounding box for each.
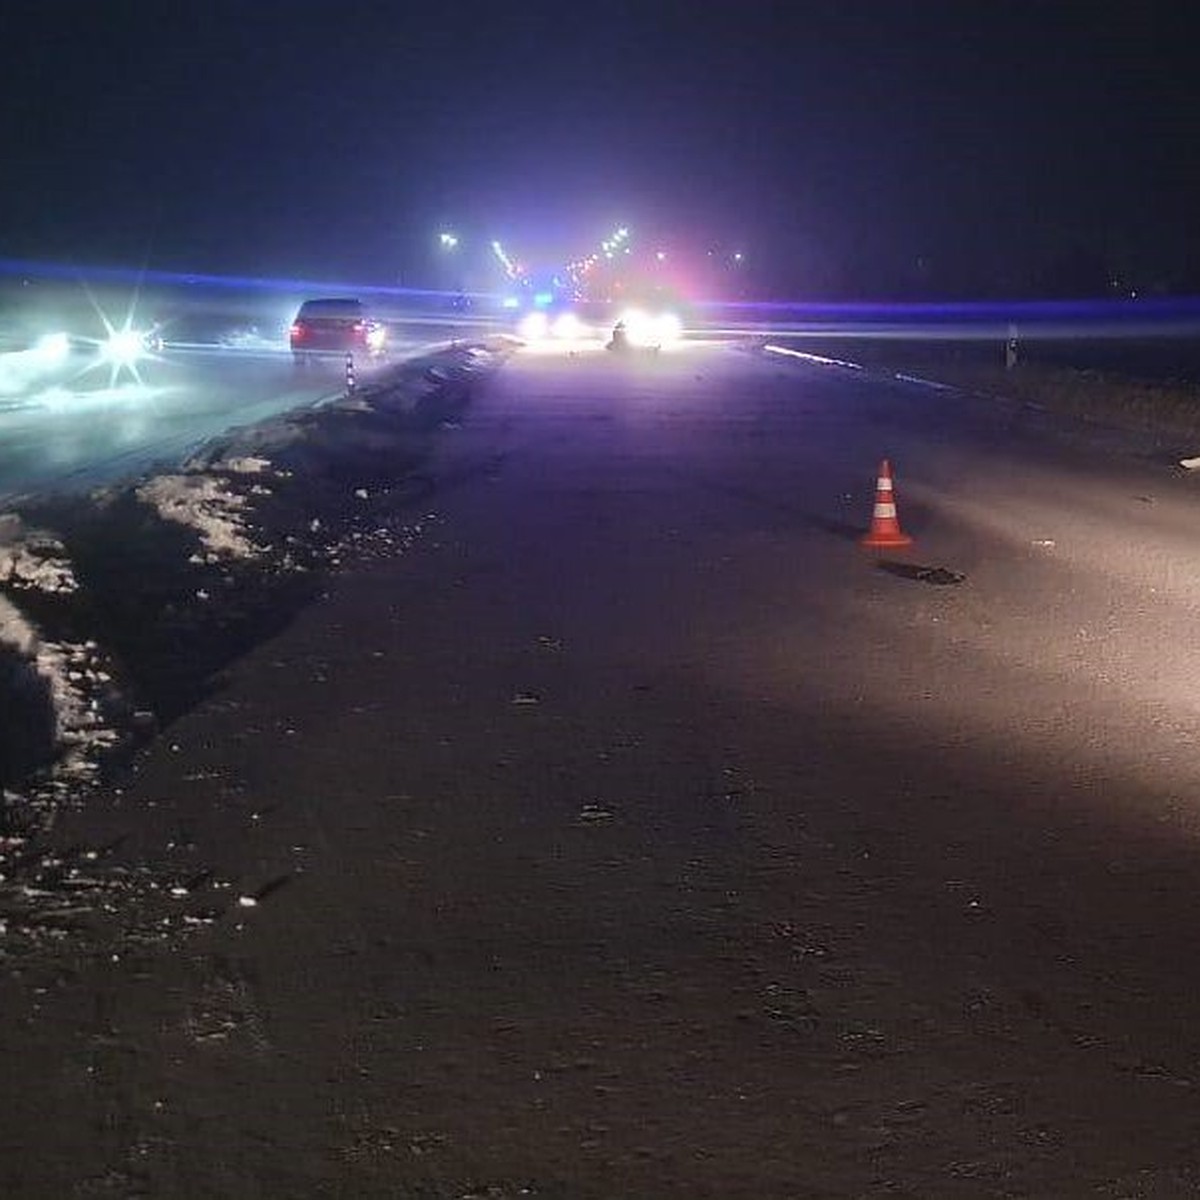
[289,298,387,366]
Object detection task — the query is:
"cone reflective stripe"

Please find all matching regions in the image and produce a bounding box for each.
[860,459,913,548]
[345,350,357,392]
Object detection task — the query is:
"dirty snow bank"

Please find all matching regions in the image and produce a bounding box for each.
[0,522,78,594]
[220,455,273,475]
[137,474,259,561]
[0,594,120,787]
[0,591,38,657]
[1,338,509,799]
[0,338,511,956]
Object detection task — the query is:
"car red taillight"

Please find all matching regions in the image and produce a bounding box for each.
[290,322,306,342]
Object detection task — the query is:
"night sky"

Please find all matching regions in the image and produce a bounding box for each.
[2,1,1198,299]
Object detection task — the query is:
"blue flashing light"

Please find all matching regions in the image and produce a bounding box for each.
[533,291,554,308]
[0,257,464,303]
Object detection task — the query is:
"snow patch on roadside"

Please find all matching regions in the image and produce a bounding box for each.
[137,474,260,560]
[0,530,79,594]
[31,638,120,777]
[0,592,38,656]
[0,595,119,782]
[0,337,513,956]
[220,455,273,475]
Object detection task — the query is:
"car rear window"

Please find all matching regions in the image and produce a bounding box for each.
[297,299,364,319]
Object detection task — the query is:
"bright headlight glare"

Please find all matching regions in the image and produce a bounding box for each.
[101,329,148,366]
[34,332,71,364]
[656,312,684,344]
[552,312,583,339]
[518,311,549,341]
[366,324,387,350]
[617,309,656,347]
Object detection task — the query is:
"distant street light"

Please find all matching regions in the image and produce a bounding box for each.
[733,252,744,263]
[656,251,667,262]
[439,232,459,249]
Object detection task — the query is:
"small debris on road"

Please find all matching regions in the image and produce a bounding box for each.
[915,566,966,586]
[878,561,966,586]
[578,804,616,824]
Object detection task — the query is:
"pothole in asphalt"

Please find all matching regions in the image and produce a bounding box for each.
[877,561,967,586]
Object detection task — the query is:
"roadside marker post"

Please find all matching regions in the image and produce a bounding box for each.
[345,351,357,393]
[1006,322,1019,371]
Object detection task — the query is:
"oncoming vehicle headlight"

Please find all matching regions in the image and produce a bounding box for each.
[518,311,549,341]
[614,309,672,348]
[551,311,583,340]
[617,309,661,347]
[617,309,683,348]
[366,323,387,351]
[100,328,149,366]
[655,312,684,344]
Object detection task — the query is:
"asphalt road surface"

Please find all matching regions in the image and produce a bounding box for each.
[6,339,1200,1196]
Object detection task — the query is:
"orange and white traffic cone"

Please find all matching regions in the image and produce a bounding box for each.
[860,459,913,549]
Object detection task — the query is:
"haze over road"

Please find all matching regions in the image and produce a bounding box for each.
[6,338,1200,1194]
[0,279,490,502]
[0,331,469,504]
